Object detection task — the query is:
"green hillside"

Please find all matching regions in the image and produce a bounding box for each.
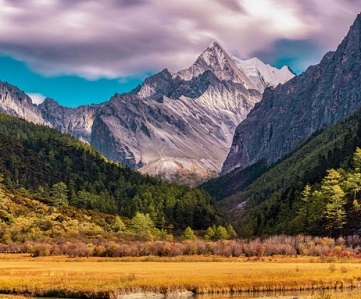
[201,159,269,201]
[216,109,361,237]
[0,113,220,230]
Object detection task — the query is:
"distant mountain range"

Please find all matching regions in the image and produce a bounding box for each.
[0,41,293,184]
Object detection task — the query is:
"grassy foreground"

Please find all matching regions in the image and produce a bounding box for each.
[0,254,361,298]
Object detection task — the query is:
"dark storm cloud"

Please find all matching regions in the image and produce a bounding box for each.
[0,0,360,79]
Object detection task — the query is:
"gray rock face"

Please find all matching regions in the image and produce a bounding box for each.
[0,82,47,125]
[91,69,261,183]
[0,82,101,143]
[39,98,102,143]
[222,14,361,175]
[0,42,293,184]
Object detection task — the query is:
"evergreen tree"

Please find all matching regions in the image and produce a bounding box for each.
[320,169,343,194]
[0,174,5,201]
[353,147,361,171]
[204,226,215,240]
[300,184,312,229]
[0,114,221,230]
[180,226,197,241]
[130,212,158,238]
[50,182,69,207]
[213,225,229,240]
[226,224,237,239]
[343,172,361,200]
[324,185,346,235]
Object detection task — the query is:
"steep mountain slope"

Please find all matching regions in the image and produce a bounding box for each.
[0,81,47,125]
[39,98,102,143]
[0,113,219,229]
[218,107,361,236]
[0,42,293,184]
[222,13,361,175]
[90,42,293,183]
[91,69,260,182]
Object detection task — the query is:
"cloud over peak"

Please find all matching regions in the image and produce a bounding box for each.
[0,0,360,79]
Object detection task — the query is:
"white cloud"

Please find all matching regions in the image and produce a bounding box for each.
[0,0,359,78]
[28,93,46,104]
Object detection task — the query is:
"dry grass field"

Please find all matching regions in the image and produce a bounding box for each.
[0,254,361,298]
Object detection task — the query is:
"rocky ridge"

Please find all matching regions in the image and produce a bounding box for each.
[222,13,361,175]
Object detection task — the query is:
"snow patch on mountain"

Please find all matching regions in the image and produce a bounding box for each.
[175,41,255,89]
[232,56,295,92]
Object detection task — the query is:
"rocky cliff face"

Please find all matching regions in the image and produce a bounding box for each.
[90,42,293,184]
[222,14,361,175]
[39,98,102,143]
[0,42,294,184]
[0,82,102,143]
[0,82,47,125]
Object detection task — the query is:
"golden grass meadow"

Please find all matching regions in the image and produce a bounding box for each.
[1,254,361,299]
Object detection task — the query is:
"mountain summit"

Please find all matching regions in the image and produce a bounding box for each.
[222,13,361,175]
[177,41,255,88]
[0,41,294,184]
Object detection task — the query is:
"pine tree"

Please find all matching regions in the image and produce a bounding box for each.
[343,172,361,200]
[226,224,237,239]
[204,226,215,240]
[300,184,312,229]
[353,147,361,171]
[321,169,343,194]
[213,225,229,240]
[50,182,69,207]
[324,185,346,235]
[130,212,157,238]
[0,174,5,201]
[181,226,197,241]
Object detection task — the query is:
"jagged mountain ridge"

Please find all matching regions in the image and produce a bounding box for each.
[222,13,361,175]
[0,41,294,184]
[89,42,293,183]
[39,98,102,143]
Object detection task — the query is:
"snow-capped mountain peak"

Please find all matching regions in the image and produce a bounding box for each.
[176,41,294,93]
[176,41,255,88]
[232,56,295,92]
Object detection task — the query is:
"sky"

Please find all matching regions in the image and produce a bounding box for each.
[0,0,360,107]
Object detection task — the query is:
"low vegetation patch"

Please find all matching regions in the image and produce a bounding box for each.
[2,235,361,259]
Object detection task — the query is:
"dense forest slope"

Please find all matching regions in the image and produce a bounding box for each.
[0,113,219,230]
[217,108,361,237]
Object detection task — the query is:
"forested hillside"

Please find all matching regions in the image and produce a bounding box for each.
[217,108,361,237]
[294,148,361,237]
[0,113,220,230]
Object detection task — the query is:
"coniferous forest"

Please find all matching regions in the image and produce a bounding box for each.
[0,113,220,232]
[214,108,361,237]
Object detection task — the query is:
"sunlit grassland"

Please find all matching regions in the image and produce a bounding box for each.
[0,254,361,298]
